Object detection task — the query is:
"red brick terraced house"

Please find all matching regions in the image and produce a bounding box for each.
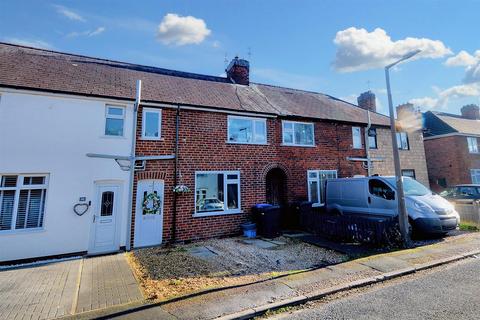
[0,43,429,262]
[423,104,480,192]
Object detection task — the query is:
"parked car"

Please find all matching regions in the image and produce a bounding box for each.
[325,176,460,235]
[440,184,480,204]
[198,198,224,211]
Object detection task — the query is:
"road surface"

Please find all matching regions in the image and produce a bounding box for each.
[270,257,480,320]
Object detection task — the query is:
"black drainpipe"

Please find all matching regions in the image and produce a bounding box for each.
[172,105,180,243]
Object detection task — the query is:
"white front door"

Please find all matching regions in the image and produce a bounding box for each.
[134,180,164,248]
[89,184,121,254]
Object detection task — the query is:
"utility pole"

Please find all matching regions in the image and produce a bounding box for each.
[385,49,421,248]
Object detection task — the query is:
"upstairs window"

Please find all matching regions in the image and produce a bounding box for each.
[352,127,362,149]
[105,105,125,136]
[467,137,479,153]
[396,132,409,150]
[0,175,48,232]
[307,170,337,206]
[368,128,377,149]
[142,108,162,140]
[282,121,314,146]
[227,116,266,144]
[471,169,480,184]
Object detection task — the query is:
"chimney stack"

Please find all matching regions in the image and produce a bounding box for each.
[357,91,376,112]
[226,56,249,85]
[461,104,480,120]
[396,103,416,120]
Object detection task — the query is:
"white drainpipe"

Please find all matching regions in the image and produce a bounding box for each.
[364,110,372,176]
[126,80,142,251]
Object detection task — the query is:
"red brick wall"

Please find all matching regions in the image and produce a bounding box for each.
[131,106,368,246]
[424,135,480,191]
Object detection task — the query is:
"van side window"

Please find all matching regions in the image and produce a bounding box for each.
[369,179,394,200]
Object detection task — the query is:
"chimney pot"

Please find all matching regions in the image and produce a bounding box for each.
[461,104,480,120]
[226,56,249,85]
[357,91,376,112]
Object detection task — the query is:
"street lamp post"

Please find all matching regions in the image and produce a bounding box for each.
[385,49,421,248]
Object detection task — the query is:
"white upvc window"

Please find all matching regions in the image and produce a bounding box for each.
[471,169,480,184]
[396,132,409,150]
[194,171,241,217]
[307,170,337,206]
[105,105,125,136]
[352,127,362,149]
[227,116,267,144]
[0,174,49,232]
[282,121,315,146]
[467,137,479,154]
[142,108,162,140]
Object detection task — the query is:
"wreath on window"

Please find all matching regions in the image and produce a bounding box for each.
[143,192,161,215]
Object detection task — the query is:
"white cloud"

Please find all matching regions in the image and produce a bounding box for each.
[4,38,52,49]
[445,50,480,67]
[53,5,85,22]
[409,83,480,109]
[333,27,452,72]
[67,27,106,38]
[156,13,211,46]
[212,40,221,48]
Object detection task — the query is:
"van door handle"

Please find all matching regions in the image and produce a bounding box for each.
[368,197,371,204]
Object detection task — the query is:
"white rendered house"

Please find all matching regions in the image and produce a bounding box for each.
[0,89,134,262]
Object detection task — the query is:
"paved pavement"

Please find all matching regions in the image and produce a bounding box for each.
[270,257,480,320]
[0,253,143,320]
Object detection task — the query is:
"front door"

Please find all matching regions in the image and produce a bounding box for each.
[134,180,164,248]
[89,184,121,254]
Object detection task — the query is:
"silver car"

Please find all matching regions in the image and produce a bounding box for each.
[325,176,460,234]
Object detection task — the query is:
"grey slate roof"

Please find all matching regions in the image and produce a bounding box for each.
[0,42,390,126]
[424,111,480,136]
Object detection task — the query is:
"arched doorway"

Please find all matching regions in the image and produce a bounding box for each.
[265,167,287,206]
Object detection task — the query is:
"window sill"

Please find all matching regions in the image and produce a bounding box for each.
[226,141,268,145]
[100,135,127,140]
[141,137,164,141]
[312,203,324,208]
[0,228,46,236]
[192,209,244,218]
[281,143,316,148]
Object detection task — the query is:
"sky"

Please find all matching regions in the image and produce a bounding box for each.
[1,0,480,116]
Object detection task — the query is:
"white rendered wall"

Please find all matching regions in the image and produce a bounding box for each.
[0,90,133,262]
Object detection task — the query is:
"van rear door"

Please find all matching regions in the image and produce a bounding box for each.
[367,178,397,217]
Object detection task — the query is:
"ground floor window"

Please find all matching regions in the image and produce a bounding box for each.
[194,171,240,216]
[0,174,48,232]
[307,170,337,206]
[471,169,480,184]
[402,169,416,179]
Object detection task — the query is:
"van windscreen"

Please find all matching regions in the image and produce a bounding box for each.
[385,177,431,196]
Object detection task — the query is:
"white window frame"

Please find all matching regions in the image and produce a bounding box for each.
[396,132,409,150]
[193,170,242,217]
[352,126,362,149]
[467,137,479,154]
[282,120,315,147]
[227,115,267,145]
[141,108,162,140]
[307,170,337,207]
[0,174,49,233]
[471,169,480,184]
[104,105,126,137]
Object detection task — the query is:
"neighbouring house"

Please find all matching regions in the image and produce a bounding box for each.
[0,43,428,263]
[423,104,480,191]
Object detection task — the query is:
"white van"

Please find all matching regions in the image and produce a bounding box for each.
[325,176,460,234]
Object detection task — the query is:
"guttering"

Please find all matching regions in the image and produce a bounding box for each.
[423,132,480,140]
[126,80,142,251]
